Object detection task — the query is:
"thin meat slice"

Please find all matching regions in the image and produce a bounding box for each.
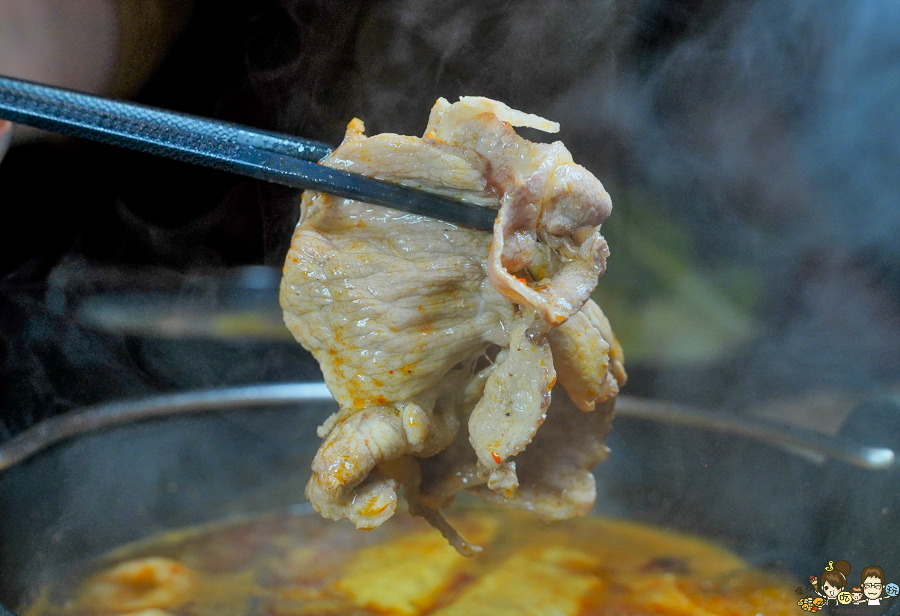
[425,97,613,325]
[472,396,615,520]
[280,97,626,552]
[468,310,555,497]
[547,299,625,412]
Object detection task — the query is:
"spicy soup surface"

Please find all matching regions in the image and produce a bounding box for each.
[23,510,797,616]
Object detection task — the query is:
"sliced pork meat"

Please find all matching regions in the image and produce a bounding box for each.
[548,299,626,412]
[280,96,626,554]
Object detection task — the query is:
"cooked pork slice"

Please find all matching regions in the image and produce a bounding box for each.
[547,299,626,412]
[467,309,555,495]
[424,97,613,325]
[471,396,615,520]
[420,394,614,524]
[280,96,625,553]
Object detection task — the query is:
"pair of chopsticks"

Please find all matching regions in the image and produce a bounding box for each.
[0,75,496,232]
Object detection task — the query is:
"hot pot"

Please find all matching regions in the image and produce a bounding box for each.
[1,383,898,614]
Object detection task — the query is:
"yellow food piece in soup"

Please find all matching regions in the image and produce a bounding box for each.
[337,515,498,614]
[432,546,602,616]
[337,530,468,615]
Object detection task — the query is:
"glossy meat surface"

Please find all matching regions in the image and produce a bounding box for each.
[280,97,626,551]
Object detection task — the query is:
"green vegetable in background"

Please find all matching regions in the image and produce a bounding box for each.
[593,186,760,367]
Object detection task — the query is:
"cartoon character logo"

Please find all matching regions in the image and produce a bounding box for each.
[861,566,886,605]
[802,561,896,610]
[811,560,851,606]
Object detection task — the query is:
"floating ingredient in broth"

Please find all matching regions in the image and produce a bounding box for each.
[336,516,497,616]
[280,97,626,553]
[77,557,196,613]
[430,546,603,616]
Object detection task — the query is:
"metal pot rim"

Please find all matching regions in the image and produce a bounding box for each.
[0,382,893,473]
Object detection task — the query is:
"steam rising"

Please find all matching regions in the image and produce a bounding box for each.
[1,2,899,597]
[346,0,900,406]
[2,0,899,439]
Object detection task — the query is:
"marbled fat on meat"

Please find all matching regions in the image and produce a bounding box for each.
[280,97,626,554]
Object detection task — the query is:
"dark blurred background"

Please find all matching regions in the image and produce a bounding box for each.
[1,0,899,442]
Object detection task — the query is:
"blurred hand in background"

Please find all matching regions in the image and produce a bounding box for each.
[0,0,194,158]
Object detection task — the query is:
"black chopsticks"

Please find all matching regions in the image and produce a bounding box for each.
[0,75,496,232]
